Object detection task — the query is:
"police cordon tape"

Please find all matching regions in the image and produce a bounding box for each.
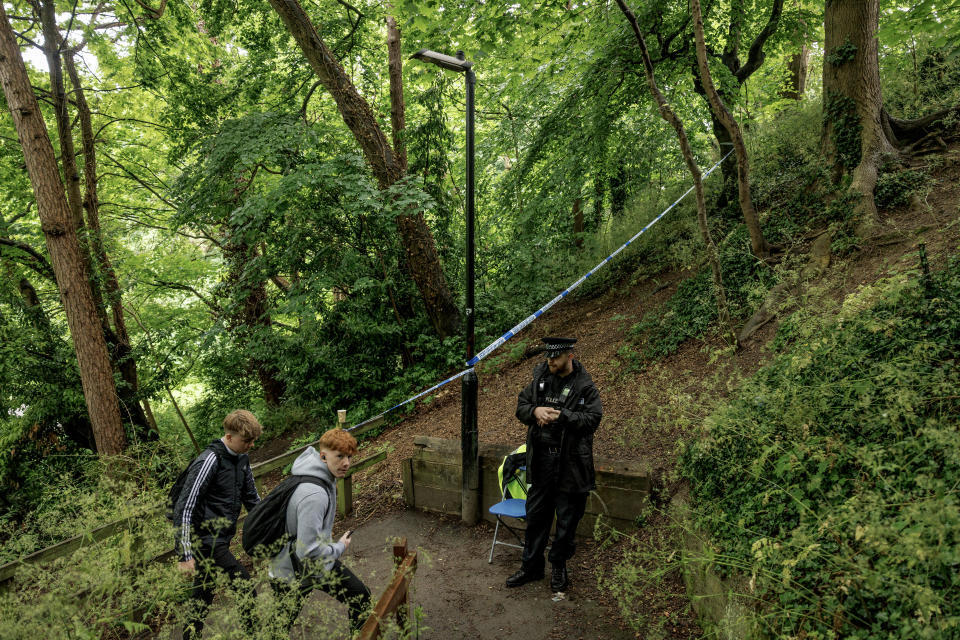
[467,149,733,367]
[349,367,475,432]
[347,149,733,434]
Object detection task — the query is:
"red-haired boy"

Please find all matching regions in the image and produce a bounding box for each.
[269,428,371,633]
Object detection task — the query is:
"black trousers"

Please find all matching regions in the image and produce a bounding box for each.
[272,560,372,633]
[184,538,257,640]
[521,484,589,573]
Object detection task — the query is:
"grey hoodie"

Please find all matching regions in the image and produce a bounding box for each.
[268,446,344,581]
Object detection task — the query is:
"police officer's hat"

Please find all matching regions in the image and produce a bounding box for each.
[542,336,577,358]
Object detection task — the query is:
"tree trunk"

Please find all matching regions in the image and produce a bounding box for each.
[44,9,150,436]
[63,46,153,438]
[386,15,407,172]
[16,276,48,332]
[591,172,604,230]
[688,0,784,219]
[383,13,415,369]
[0,6,127,454]
[691,0,771,259]
[40,0,83,231]
[573,198,584,248]
[142,397,159,434]
[266,0,460,340]
[781,45,809,100]
[40,0,110,330]
[711,113,738,212]
[822,0,895,222]
[225,241,287,406]
[610,165,627,217]
[616,0,736,347]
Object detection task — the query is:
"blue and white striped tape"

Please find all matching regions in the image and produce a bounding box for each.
[348,367,474,432]
[345,149,731,431]
[467,150,732,367]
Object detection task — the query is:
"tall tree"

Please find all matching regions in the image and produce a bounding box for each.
[0,4,126,455]
[822,0,892,222]
[781,45,809,100]
[616,0,736,347]
[37,3,154,436]
[690,0,771,259]
[63,44,153,435]
[266,0,461,341]
[689,0,786,210]
[822,0,960,221]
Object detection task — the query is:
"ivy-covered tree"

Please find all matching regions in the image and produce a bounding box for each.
[822,0,960,221]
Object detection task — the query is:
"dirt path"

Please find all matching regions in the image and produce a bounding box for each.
[316,511,637,640]
[189,510,642,640]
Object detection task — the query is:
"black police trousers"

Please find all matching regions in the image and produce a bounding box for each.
[520,484,589,573]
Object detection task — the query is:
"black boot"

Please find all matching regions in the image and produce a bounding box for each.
[505,567,544,588]
[550,563,569,592]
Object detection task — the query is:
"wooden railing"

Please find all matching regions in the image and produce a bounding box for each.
[357,538,418,640]
[0,413,386,587]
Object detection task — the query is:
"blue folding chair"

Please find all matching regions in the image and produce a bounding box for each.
[487,451,528,563]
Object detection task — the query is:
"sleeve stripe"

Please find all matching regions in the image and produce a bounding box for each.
[180,453,218,560]
[248,466,260,502]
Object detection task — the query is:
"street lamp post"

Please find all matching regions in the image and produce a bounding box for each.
[410,48,480,525]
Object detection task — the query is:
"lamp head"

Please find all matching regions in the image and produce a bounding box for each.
[410,48,473,72]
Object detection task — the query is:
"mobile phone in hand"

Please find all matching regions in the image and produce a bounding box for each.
[345,529,355,537]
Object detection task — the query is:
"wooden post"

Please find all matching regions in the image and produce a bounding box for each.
[337,409,352,516]
[401,458,415,507]
[358,539,417,640]
[337,473,353,517]
[393,539,409,629]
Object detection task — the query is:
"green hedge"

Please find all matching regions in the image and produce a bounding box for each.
[681,255,960,639]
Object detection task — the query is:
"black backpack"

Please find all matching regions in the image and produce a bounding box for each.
[165,444,220,525]
[242,474,331,557]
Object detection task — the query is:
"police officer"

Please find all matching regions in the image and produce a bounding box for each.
[506,336,603,592]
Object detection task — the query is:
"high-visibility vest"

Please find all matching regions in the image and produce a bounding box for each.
[497,444,530,499]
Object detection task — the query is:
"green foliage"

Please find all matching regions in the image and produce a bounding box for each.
[749,101,830,243]
[0,445,414,638]
[627,226,776,365]
[681,257,960,638]
[882,39,960,119]
[824,92,862,171]
[0,439,185,562]
[0,279,92,519]
[170,111,458,430]
[5,4,960,634]
[598,528,685,636]
[875,167,929,210]
[878,1,960,119]
[826,39,858,66]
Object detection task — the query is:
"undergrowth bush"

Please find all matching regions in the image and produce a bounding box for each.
[875,167,929,210]
[749,102,828,243]
[0,440,187,562]
[0,494,181,639]
[0,515,406,639]
[680,255,960,638]
[626,225,776,365]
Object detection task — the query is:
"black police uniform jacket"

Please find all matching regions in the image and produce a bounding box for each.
[516,359,602,493]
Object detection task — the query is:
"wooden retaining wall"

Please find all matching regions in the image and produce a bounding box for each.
[402,436,652,535]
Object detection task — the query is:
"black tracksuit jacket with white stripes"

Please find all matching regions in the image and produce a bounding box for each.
[172,439,260,561]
